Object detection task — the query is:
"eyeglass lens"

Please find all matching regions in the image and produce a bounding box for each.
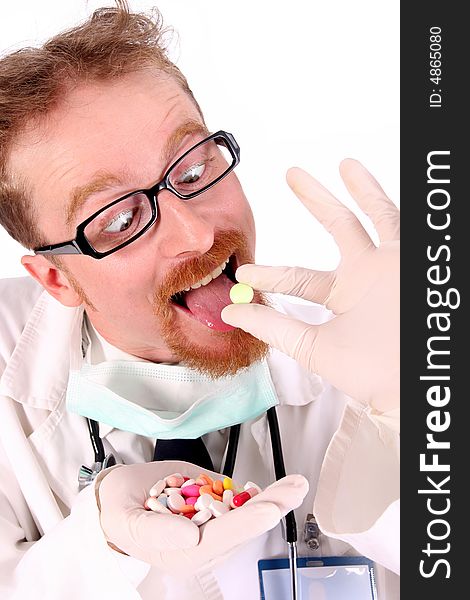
[83,137,234,253]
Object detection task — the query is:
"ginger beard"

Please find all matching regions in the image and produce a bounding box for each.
[153,229,269,378]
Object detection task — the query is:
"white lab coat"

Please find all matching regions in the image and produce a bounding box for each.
[0,277,400,599]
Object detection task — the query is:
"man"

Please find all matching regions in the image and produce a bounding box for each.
[0,4,399,599]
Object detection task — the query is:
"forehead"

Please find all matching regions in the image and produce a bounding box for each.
[8,70,203,217]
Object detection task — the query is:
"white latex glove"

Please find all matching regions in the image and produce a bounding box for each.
[96,460,308,576]
[222,159,399,413]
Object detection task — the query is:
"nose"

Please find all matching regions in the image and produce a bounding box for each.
[156,191,215,258]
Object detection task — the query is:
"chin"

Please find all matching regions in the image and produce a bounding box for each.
[162,321,269,379]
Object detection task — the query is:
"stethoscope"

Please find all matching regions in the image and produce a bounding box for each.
[79,406,300,600]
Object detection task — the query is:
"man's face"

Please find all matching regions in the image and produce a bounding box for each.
[10,70,267,376]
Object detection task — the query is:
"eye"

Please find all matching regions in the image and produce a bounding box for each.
[177,162,205,184]
[103,208,137,233]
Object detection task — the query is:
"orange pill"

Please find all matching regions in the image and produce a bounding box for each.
[179,504,197,514]
[199,474,214,486]
[212,480,224,495]
[199,485,222,501]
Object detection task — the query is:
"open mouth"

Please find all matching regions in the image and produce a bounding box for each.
[170,255,239,331]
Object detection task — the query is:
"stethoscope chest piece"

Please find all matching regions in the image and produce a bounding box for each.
[78,453,116,490]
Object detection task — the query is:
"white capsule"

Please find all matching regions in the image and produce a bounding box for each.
[145,496,171,514]
[195,493,213,512]
[167,493,186,513]
[164,487,182,495]
[210,500,230,518]
[191,508,212,526]
[244,481,262,494]
[149,479,166,497]
[181,478,196,489]
[222,489,234,505]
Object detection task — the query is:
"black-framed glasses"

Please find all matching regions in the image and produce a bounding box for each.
[34,130,240,259]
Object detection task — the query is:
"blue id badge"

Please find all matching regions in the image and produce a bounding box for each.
[258,556,377,600]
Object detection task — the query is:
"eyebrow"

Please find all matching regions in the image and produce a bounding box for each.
[66,119,209,226]
[66,172,124,226]
[160,119,209,166]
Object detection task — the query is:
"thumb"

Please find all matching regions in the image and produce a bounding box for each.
[221,303,321,373]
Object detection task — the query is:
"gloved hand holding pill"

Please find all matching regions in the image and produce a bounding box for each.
[95,461,308,576]
[222,159,399,414]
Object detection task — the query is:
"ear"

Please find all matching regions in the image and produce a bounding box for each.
[21,254,83,307]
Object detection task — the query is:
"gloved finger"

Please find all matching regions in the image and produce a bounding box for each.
[339,158,400,243]
[156,500,282,575]
[109,509,200,560]
[286,166,374,256]
[235,264,334,305]
[221,303,320,372]
[195,475,309,556]
[246,474,309,515]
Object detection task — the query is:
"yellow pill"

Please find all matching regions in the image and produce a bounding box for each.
[223,477,233,490]
[229,283,254,304]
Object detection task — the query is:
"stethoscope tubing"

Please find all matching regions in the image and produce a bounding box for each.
[85,406,299,597]
[86,407,297,543]
[85,405,298,589]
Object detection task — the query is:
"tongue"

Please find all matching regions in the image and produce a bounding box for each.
[184,273,235,331]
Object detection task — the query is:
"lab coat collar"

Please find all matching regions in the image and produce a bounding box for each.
[0,290,84,411]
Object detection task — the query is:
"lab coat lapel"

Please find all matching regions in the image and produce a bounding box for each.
[0,291,102,512]
[0,290,83,409]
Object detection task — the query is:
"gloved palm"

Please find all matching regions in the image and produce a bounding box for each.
[222,159,399,413]
[96,461,308,575]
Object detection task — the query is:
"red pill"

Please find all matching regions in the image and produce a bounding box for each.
[231,487,259,508]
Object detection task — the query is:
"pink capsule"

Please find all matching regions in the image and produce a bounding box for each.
[180,484,201,498]
[185,496,198,506]
[231,487,259,508]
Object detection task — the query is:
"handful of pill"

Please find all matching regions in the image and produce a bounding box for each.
[229,283,254,304]
[144,472,262,526]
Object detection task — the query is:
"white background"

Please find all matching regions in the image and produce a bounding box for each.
[0,0,399,279]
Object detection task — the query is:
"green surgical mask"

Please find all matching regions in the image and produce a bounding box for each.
[66,359,279,439]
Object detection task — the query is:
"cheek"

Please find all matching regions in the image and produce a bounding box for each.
[63,257,156,307]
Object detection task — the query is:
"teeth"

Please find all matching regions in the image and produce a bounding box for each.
[184,259,229,292]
